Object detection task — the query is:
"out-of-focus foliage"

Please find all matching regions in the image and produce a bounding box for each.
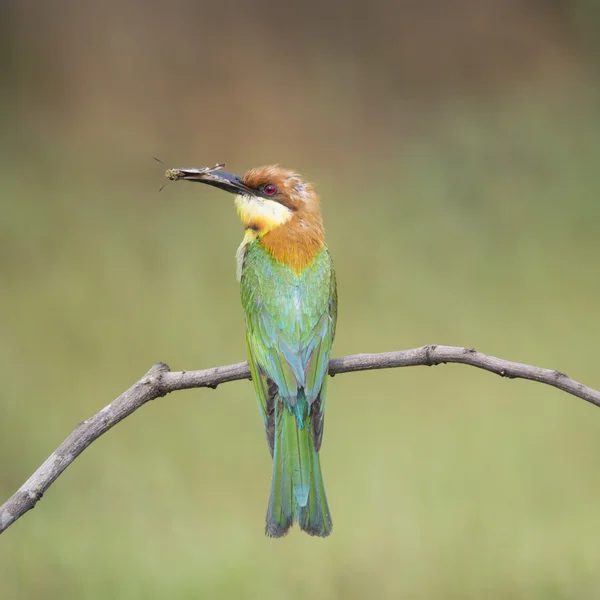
[1,1,599,598]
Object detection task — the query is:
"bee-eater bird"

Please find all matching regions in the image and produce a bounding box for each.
[176,165,337,537]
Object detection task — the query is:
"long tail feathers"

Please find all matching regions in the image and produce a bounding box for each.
[265,405,294,537]
[265,396,332,538]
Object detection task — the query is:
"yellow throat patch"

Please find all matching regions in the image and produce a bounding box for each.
[234,195,293,234]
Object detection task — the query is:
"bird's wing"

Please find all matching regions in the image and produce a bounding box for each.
[302,263,337,403]
[303,263,337,451]
[245,336,277,455]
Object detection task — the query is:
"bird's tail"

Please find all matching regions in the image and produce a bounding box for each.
[265,394,332,538]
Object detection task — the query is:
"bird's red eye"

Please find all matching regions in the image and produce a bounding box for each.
[263,184,277,196]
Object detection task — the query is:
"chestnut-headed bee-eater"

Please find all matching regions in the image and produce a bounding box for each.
[177,165,337,537]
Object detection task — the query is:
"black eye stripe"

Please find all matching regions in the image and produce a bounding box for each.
[256,183,296,210]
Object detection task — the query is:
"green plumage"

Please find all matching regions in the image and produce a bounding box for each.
[241,240,337,537]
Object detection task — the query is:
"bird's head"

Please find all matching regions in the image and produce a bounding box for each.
[178,164,323,238]
[175,164,326,272]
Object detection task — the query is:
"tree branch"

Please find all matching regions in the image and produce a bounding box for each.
[1,345,598,535]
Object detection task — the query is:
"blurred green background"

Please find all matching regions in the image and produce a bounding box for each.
[2,1,600,598]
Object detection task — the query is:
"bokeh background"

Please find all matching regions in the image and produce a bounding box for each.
[2,1,600,598]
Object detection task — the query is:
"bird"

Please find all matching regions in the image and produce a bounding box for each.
[176,164,337,537]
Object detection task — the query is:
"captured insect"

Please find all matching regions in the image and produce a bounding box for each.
[165,163,226,182]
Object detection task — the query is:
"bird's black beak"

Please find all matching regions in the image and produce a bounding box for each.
[166,165,253,196]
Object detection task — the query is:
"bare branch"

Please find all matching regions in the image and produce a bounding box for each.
[1,345,598,535]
